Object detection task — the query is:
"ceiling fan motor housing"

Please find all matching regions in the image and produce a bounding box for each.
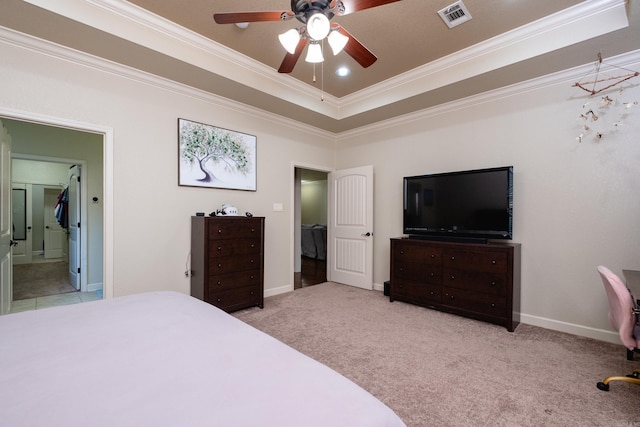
[292,0,335,24]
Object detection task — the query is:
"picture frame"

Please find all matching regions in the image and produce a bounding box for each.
[178,118,257,191]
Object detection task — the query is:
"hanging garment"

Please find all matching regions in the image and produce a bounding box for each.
[55,187,69,229]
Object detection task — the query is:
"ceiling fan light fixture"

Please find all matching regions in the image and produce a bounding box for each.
[278,28,300,54]
[327,30,349,55]
[305,42,324,63]
[306,12,330,41]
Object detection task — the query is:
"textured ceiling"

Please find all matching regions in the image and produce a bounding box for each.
[1,0,638,133]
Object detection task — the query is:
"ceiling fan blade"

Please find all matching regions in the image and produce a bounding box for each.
[213,11,293,24]
[278,38,308,73]
[338,27,377,68]
[338,0,403,15]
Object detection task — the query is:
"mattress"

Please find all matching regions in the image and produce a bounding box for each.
[0,291,405,426]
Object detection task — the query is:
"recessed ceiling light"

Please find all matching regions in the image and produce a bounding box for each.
[336,67,350,77]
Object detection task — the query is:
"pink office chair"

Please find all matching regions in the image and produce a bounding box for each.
[596,265,640,391]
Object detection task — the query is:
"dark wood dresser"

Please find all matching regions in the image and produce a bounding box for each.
[390,237,521,331]
[191,216,264,312]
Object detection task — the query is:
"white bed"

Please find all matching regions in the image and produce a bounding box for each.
[0,291,405,426]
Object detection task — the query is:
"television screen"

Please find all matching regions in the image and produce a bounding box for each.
[403,166,513,240]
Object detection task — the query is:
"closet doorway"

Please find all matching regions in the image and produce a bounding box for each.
[294,167,328,289]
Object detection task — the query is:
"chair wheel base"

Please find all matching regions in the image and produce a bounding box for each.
[596,382,610,391]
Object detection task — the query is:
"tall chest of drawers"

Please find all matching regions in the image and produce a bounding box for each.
[191,216,264,312]
[390,238,521,331]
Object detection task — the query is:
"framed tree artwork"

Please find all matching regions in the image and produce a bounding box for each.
[178,118,257,191]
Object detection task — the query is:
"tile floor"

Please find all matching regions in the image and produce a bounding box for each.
[10,291,102,313]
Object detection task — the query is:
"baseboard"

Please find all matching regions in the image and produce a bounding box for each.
[85,282,102,293]
[520,313,619,344]
[265,283,293,298]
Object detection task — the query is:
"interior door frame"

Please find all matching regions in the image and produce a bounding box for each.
[290,161,332,293]
[0,107,114,299]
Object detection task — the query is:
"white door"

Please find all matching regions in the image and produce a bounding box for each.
[44,188,64,259]
[11,183,33,265]
[0,121,13,315]
[68,165,80,290]
[328,165,374,290]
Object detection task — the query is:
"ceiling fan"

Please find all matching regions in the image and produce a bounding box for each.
[213,0,403,73]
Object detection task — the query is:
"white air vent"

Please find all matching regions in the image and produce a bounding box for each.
[438,1,472,29]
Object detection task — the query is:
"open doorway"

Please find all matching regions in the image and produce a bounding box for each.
[294,167,328,289]
[3,118,104,313]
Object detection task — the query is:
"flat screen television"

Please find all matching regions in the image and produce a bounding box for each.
[403,166,513,241]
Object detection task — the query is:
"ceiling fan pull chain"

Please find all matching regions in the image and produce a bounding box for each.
[321,47,325,102]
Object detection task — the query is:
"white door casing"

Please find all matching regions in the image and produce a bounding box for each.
[68,165,80,290]
[0,122,13,315]
[328,165,374,290]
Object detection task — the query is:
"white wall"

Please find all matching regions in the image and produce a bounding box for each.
[0,32,334,299]
[335,54,640,340]
[301,180,328,225]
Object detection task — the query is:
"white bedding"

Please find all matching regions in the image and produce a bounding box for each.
[0,291,405,427]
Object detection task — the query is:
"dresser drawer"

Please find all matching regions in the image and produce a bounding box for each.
[207,219,263,239]
[207,285,262,311]
[442,287,506,317]
[394,261,441,284]
[207,269,261,292]
[392,279,441,305]
[442,268,506,295]
[394,243,442,264]
[208,255,261,275]
[443,249,507,273]
[207,238,261,258]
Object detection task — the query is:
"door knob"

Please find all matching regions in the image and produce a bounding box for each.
[361,232,372,237]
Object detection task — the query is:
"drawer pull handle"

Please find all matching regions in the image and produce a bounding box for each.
[218,229,222,233]
[450,275,455,280]
[491,303,495,307]
[216,281,222,286]
[429,291,434,295]
[217,246,222,251]
[430,272,435,277]
[217,298,222,302]
[400,250,404,255]
[250,244,255,248]
[491,281,496,286]
[250,275,255,280]
[250,259,255,264]
[450,295,455,300]
[217,263,222,268]
[430,254,435,259]
[251,228,255,232]
[451,256,455,260]
[491,260,496,264]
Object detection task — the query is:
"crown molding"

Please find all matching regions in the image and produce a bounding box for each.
[23,0,629,122]
[337,0,629,118]
[0,26,335,140]
[337,49,640,141]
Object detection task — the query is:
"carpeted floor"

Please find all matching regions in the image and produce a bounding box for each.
[234,282,640,427]
[12,261,77,300]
